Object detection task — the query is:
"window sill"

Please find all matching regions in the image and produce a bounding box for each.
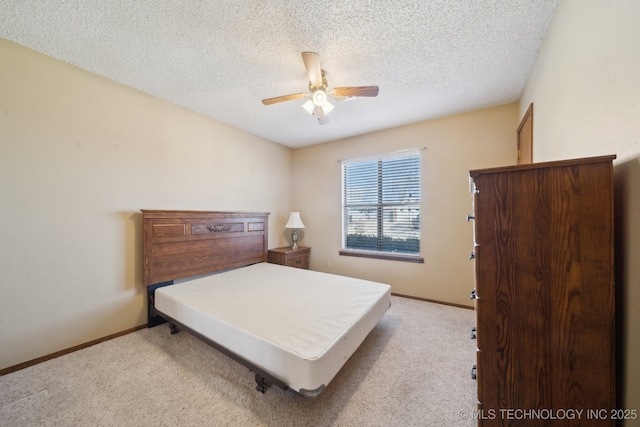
[339,250,424,264]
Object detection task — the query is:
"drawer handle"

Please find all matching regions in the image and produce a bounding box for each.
[295,259,301,264]
[471,364,477,380]
[470,289,477,300]
[470,327,476,339]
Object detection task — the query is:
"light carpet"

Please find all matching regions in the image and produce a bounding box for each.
[1,296,477,426]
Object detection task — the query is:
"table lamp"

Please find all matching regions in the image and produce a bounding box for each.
[285,212,305,250]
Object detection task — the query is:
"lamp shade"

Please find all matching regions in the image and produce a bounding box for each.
[285,212,305,229]
[302,99,315,115]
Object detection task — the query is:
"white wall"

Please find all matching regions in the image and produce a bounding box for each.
[0,39,293,370]
[518,0,640,420]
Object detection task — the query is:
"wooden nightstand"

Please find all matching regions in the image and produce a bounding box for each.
[268,247,310,269]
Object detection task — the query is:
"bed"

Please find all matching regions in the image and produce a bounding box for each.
[142,210,391,397]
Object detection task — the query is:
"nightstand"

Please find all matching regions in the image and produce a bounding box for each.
[268,247,310,269]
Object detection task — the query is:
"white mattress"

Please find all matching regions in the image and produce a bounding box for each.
[154,262,391,396]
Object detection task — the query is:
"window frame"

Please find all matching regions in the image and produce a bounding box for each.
[339,150,424,264]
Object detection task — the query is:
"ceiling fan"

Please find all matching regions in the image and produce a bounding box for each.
[261,52,379,125]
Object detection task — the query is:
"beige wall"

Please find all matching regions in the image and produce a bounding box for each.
[519,0,640,420]
[0,39,293,370]
[292,103,518,306]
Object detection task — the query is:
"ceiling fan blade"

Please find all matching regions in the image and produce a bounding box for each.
[330,95,355,103]
[302,52,323,87]
[315,106,329,125]
[262,93,308,105]
[330,86,379,97]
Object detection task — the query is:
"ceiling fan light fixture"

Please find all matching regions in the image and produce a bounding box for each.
[312,90,327,106]
[302,99,315,115]
[303,92,334,117]
[322,99,335,114]
[312,89,334,115]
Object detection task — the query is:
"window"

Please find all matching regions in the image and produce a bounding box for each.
[340,150,423,263]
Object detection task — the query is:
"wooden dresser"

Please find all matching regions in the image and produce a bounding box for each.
[268,246,310,269]
[468,155,616,426]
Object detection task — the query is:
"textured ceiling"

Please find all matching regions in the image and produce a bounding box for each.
[0,0,558,148]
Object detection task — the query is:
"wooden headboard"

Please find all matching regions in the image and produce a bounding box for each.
[141,210,270,287]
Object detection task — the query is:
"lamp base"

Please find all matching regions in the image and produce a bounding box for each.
[291,229,299,250]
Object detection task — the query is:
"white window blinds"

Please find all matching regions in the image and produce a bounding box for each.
[342,150,421,255]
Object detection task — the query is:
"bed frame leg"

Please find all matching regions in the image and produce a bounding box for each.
[169,323,179,335]
[255,374,267,393]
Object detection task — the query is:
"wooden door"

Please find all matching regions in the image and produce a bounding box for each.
[517,103,533,164]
